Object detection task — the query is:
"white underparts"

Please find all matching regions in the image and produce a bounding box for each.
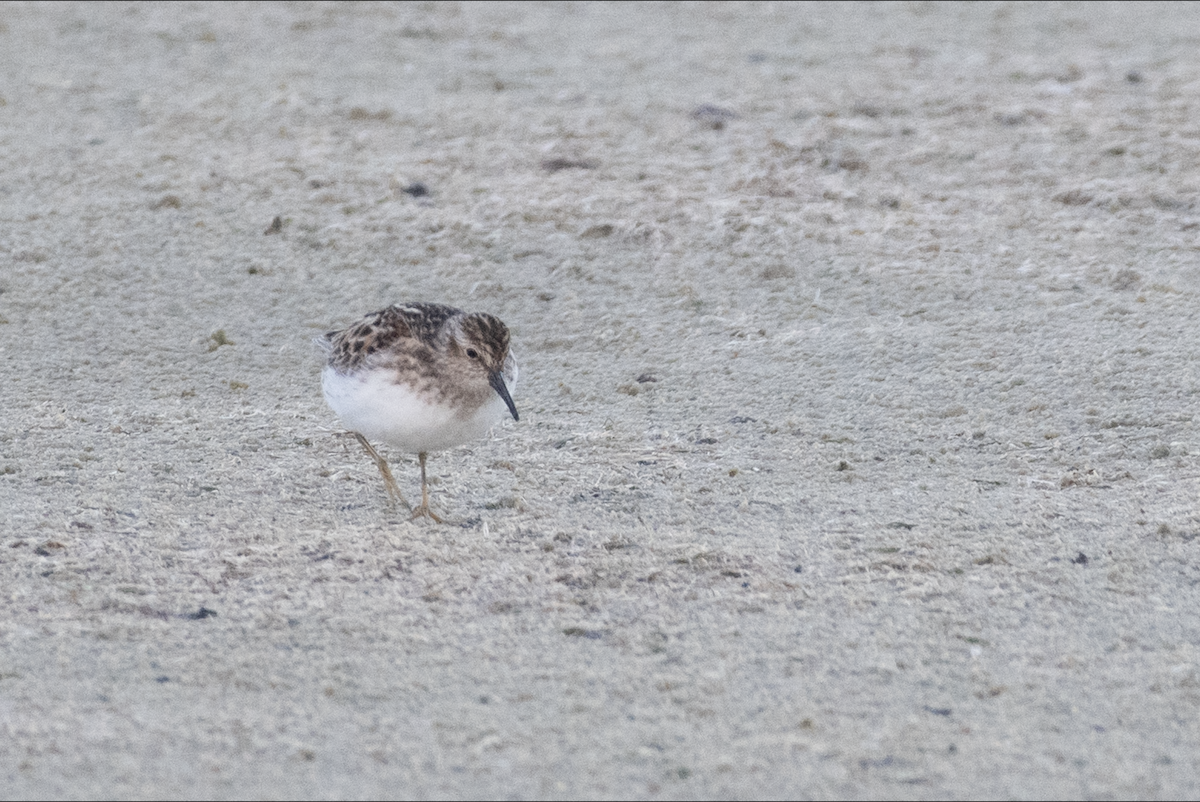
[322,362,516,453]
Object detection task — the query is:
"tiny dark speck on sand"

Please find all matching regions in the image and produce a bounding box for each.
[541,158,596,173]
[692,104,738,129]
[563,627,604,639]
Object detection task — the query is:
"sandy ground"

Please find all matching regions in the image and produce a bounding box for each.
[2,1,1200,798]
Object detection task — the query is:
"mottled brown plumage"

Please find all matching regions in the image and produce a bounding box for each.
[325,303,461,371]
[325,303,513,409]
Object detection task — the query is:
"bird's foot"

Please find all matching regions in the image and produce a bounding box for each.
[409,503,445,524]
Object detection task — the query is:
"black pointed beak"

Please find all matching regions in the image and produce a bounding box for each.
[489,370,519,421]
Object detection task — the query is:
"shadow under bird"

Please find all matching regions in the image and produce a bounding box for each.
[320,302,519,522]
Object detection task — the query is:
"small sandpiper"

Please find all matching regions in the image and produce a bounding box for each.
[320,302,519,522]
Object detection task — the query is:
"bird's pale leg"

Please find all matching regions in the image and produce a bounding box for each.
[353,432,410,511]
[410,451,445,523]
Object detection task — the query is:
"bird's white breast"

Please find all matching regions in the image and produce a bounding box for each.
[322,365,515,453]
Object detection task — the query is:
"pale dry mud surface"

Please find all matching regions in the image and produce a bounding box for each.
[2,2,1200,798]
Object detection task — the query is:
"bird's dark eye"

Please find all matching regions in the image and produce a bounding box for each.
[466,348,479,359]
